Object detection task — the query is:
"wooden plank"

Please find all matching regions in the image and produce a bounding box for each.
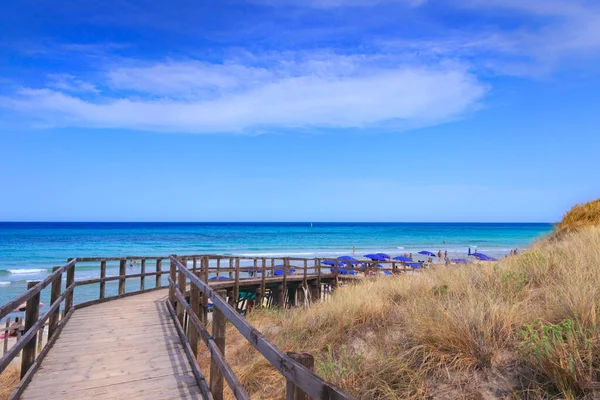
[286,352,315,400]
[189,280,200,356]
[21,281,40,379]
[210,290,227,400]
[47,267,61,339]
[2,318,9,356]
[177,268,186,326]
[99,260,107,299]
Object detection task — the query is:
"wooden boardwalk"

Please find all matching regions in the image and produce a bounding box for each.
[21,290,204,400]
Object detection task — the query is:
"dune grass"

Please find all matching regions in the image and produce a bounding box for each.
[555,198,600,237]
[0,364,19,400]
[206,226,600,399]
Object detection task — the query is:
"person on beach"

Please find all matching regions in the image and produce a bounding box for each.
[514,248,518,255]
[409,253,413,260]
[352,246,355,255]
[510,249,514,256]
[444,250,448,260]
[1,317,21,339]
[468,247,471,255]
[437,250,442,260]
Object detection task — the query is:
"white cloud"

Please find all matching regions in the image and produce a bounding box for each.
[251,0,425,9]
[2,56,486,133]
[46,74,99,93]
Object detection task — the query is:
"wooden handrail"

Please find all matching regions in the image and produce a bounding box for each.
[170,255,355,400]
[0,259,76,321]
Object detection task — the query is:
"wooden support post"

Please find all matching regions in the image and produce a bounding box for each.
[210,290,227,400]
[48,266,61,339]
[99,260,106,299]
[229,257,233,280]
[302,259,308,290]
[3,318,10,356]
[190,281,200,356]
[309,283,319,304]
[285,352,315,400]
[65,261,75,312]
[259,258,266,307]
[140,259,146,291]
[118,259,126,295]
[193,257,197,273]
[316,259,322,300]
[287,285,297,307]
[21,281,40,379]
[169,255,177,306]
[156,258,162,288]
[273,285,284,308]
[177,268,186,326]
[202,257,209,323]
[216,258,220,278]
[282,258,289,308]
[233,258,240,309]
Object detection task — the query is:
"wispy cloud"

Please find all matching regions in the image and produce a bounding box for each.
[2,54,486,133]
[46,74,99,93]
[251,0,425,9]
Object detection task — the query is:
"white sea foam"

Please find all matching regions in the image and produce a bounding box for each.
[0,281,10,287]
[7,269,48,274]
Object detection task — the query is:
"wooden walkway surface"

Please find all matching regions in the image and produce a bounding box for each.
[21,289,204,400]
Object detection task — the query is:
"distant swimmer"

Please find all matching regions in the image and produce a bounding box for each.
[352,246,355,255]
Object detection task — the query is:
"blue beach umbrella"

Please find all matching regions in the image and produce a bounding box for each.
[364,254,387,261]
[338,256,359,264]
[321,259,342,266]
[273,265,297,276]
[376,253,390,259]
[418,251,436,257]
[209,276,230,281]
[393,255,412,262]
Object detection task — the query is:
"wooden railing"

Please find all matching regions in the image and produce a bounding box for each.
[168,255,356,400]
[72,256,170,309]
[0,253,423,399]
[0,259,76,399]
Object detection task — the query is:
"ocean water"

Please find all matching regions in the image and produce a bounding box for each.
[0,222,553,319]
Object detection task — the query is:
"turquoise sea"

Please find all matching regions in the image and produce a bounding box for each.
[0,222,553,319]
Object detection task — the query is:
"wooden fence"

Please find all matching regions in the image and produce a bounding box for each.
[168,255,357,400]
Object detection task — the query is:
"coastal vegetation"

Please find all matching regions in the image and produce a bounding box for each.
[554,198,600,237]
[201,201,600,399]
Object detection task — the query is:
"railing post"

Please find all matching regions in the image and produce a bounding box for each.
[233,257,240,309]
[282,258,289,308]
[285,352,315,400]
[203,256,209,323]
[177,264,186,326]
[21,281,40,379]
[3,318,10,356]
[316,259,322,301]
[156,258,162,288]
[65,259,75,312]
[48,266,61,339]
[169,255,177,306]
[140,259,146,291]
[118,259,126,295]
[210,290,227,400]
[100,260,107,299]
[259,258,266,307]
[189,279,200,356]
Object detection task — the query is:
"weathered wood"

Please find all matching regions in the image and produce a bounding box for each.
[169,255,176,306]
[155,258,162,288]
[0,258,75,321]
[9,308,74,400]
[259,258,267,307]
[193,257,197,273]
[216,258,221,278]
[203,256,209,322]
[189,279,200,356]
[233,257,240,307]
[173,257,354,400]
[65,263,75,313]
[21,281,40,379]
[165,298,213,400]
[99,260,106,299]
[140,259,146,291]
[74,286,165,310]
[3,318,10,356]
[177,266,186,326]
[48,266,61,339]
[118,259,126,295]
[316,259,322,299]
[286,352,315,400]
[211,290,227,400]
[229,257,233,280]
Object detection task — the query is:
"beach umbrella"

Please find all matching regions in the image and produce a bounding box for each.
[364,254,387,261]
[408,263,421,269]
[376,253,390,259]
[393,255,412,262]
[321,259,342,266]
[208,276,230,281]
[418,251,436,257]
[338,256,359,263]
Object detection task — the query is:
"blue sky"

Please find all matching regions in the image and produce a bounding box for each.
[1,0,599,222]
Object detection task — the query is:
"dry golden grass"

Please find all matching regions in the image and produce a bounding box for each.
[0,364,19,400]
[207,226,600,399]
[555,198,600,237]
